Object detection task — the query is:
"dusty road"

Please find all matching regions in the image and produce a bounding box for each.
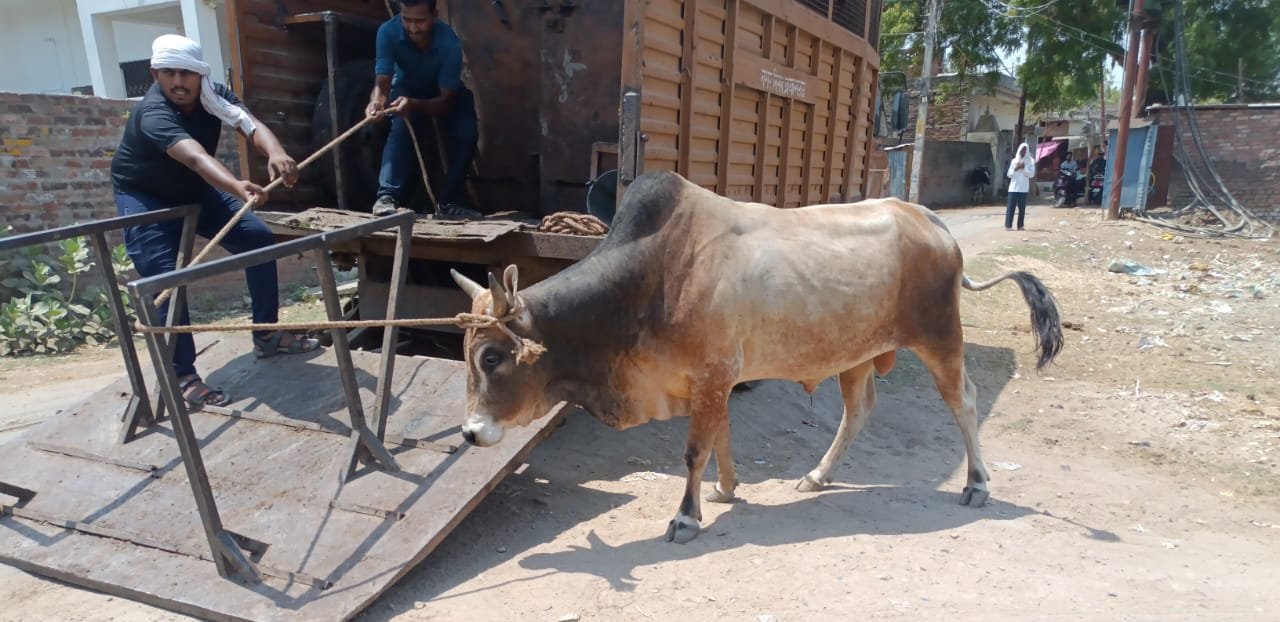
[2,201,1277,622]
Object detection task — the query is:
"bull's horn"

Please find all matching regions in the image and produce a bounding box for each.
[487,272,510,317]
[451,269,485,300]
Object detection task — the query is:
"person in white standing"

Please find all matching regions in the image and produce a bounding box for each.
[1005,142,1035,231]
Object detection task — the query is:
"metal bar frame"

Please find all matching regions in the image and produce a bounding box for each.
[125,211,414,583]
[0,206,197,443]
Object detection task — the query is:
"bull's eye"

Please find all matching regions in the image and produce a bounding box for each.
[480,349,504,373]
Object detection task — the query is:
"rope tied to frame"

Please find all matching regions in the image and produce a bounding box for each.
[537,212,609,236]
[133,308,546,365]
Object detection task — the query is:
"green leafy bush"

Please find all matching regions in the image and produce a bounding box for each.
[0,226,135,356]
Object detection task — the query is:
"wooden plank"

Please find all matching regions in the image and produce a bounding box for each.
[733,48,817,104]
[742,0,879,65]
[821,47,845,203]
[777,24,799,205]
[0,339,565,622]
[800,38,822,206]
[716,0,737,195]
[677,0,699,175]
[843,57,869,202]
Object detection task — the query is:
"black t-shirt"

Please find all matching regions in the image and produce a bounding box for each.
[111,82,247,203]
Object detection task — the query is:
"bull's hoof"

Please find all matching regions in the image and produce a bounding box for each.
[960,484,990,507]
[705,483,735,503]
[664,515,700,544]
[795,472,826,493]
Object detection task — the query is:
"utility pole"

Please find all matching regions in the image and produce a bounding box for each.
[907,0,940,204]
[1106,0,1146,221]
[1099,69,1107,155]
[1015,86,1027,148]
[1132,23,1156,115]
[1238,57,1246,103]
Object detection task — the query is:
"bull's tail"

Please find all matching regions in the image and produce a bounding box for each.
[963,272,1064,370]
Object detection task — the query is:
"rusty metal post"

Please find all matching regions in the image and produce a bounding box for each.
[324,13,347,212]
[1106,0,1146,221]
[129,288,259,584]
[316,247,400,482]
[88,232,154,443]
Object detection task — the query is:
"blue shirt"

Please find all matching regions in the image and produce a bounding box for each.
[375,16,465,98]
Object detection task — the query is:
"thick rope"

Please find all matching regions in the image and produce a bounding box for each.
[537,212,609,236]
[153,113,381,308]
[135,309,546,364]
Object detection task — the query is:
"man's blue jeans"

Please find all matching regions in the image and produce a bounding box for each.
[377,90,479,207]
[115,185,279,378]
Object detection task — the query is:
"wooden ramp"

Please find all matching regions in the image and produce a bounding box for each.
[0,338,562,621]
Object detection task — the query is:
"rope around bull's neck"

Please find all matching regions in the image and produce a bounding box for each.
[134,302,546,364]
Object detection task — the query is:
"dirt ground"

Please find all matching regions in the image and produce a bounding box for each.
[2,200,1278,622]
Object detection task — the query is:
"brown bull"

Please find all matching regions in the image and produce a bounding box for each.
[451,170,1063,544]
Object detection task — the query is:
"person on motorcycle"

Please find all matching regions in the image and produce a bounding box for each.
[1057,152,1083,206]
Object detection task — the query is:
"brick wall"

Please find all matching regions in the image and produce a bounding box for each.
[1150,104,1280,223]
[1,91,242,234]
[0,92,315,310]
[900,87,971,144]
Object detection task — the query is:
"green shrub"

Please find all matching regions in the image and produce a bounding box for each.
[0,226,135,356]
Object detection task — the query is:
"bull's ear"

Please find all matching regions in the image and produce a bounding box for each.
[502,265,519,298]
[451,269,485,300]
[487,271,510,317]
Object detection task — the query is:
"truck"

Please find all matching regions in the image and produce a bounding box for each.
[225,0,885,353]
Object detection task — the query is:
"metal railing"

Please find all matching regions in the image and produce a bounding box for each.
[124,210,414,583]
[0,206,198,443]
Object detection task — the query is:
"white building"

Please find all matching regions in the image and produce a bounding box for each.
[0,0,228,98]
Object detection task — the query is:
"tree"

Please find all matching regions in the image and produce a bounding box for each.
[1158,0,1280,103]
[1015,0,1280,111]
[878,0,1022,86]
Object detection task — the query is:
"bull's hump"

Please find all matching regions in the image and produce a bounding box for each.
[607,171,690,243]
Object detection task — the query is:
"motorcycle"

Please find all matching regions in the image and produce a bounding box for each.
[1053,169,1086,207]
[1087,172,1104,205]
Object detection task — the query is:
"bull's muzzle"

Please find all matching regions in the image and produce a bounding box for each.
[461,413,505,447]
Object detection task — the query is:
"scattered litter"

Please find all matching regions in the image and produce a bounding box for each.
[1208,301,1234,314]
[1175,419,1211,432]
[1130,524,1146,533]
[1108,259,1156,276]
[558,613,581,622]
[496,546,508,554]
[1226,335,1254,342]
[621,471,668,482]
[625,456,652,467]
[1194,391,1226,403]
[753,459,768,465]
[1138,335,1168,351]
[1250,520,1278,529]
[1128,440,1152,447]
[1162,542,1179,550]
[991,462,1022,471]
[800,419,819,428]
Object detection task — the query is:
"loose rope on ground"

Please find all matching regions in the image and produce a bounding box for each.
[537,212,609,236]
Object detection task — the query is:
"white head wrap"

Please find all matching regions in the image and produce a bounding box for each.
[150,34,256,135]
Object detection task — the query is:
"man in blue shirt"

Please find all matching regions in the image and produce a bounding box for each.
[367,0,480,219]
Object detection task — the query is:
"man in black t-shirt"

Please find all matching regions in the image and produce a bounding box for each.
[112,34,319,407]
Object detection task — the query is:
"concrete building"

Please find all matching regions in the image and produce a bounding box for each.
[0,0,228,98]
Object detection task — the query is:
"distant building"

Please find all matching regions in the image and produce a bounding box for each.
[0,0,228,98]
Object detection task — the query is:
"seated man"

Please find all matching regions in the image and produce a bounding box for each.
[367,0,481,219]
[111,34,319,407]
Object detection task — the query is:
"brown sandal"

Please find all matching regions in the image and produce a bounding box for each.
[179,375,231,407]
